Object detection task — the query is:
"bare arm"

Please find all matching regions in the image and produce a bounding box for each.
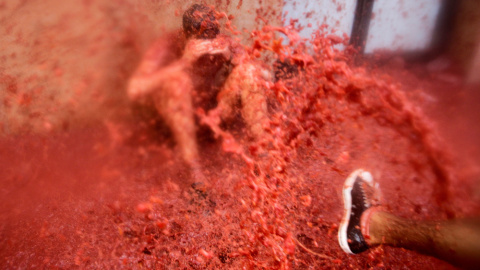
[127,56,191,101]
[127,36,184,101]
[128,37,231,101]
[181,38,231,62]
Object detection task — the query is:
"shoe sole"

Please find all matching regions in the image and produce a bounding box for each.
[338,169,374,254]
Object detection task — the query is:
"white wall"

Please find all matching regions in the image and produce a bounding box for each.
[282,0,441,54]
[283,0,356,41]
[365,0,441,53]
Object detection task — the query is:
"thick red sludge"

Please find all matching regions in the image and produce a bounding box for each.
[1,4,477,270]
[109,16,458,268]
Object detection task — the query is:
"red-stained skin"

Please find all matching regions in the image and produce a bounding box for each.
[127,19,270,174]
[0,5,478,270]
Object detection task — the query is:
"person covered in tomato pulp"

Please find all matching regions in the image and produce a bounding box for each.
[127,4,270,179]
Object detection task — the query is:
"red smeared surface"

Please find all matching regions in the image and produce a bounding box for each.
[1,6,479,270]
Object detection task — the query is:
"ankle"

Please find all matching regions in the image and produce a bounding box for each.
[360,206,382,245]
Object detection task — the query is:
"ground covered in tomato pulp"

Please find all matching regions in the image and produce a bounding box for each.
[1,19,480,270]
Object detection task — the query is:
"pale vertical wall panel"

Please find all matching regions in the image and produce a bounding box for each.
[365,0,441,53]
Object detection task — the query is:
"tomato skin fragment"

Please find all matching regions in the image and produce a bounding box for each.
[300,195,312,207]
[333,259,342,264]
[156,220,168,230]
[136,203,153,213]
[199,248,214,259]
[283,232,296,255]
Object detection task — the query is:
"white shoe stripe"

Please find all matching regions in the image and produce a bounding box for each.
[338,169,373,254]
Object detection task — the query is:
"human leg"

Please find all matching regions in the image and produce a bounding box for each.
[213,74,239,122]
[338,169,380,254]
[364,208,480,269]
[153,71,199,167]
[338,169,480,269]
[223,62,269,139]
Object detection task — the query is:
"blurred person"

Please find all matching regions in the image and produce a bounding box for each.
[127,4,270,177]
[339,169,480,269]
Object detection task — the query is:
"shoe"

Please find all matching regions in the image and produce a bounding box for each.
[338,169,379,254]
